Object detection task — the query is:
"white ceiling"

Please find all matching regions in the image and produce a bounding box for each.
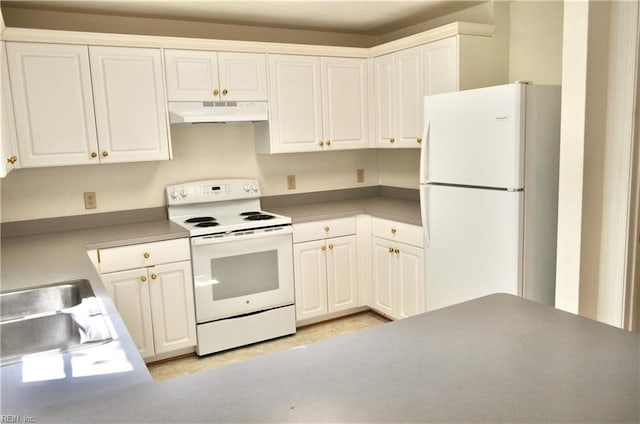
[1,0,485,35]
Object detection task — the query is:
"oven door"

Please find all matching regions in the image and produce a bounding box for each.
[191,228,294,323]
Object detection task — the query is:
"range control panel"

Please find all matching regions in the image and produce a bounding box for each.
[166,179,261,205]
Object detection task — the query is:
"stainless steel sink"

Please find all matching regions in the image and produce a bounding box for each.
[0,280,112,365]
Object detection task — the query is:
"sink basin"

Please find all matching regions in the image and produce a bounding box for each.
[0,280,112,366]
[1,279,94,321]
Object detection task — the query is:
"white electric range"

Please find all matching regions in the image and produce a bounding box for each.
[166,179,295,356]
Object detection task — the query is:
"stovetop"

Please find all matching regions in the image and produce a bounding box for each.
[166,179,292,237]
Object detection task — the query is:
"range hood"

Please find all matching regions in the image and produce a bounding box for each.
[168,101,268,124]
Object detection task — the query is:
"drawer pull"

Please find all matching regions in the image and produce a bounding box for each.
[140,276,147,282]
[321,245,327,252]
[324,226,330,232]
[394,248,400,254]
[328,244,334,250]
[151,274,157,280]
[391,228,397,234]
[143,252,150,259]
[388,247,394,253]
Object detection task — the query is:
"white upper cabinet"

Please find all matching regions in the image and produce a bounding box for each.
[6,43,170,168]
[255,54,368,154]
[164,50,267,101]
[373,46,424,149]
[1,42,19,177]
[321,57,368,150]
[423,37,458,96]
[6,42,99,167]
[89,46,170,163]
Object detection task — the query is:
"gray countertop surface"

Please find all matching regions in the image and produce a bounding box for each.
[0,220,189,413]
[267,196,421,226]
[25,294,640,423]
[0,195,417,413]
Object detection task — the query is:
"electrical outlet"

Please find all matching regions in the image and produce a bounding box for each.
[84,192,97,209]
[287,175,296,190]
[357,169,365,183]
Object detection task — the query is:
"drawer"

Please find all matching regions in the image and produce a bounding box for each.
[98,238,190,273]
[293,217,356,243]
[371,217,423,247]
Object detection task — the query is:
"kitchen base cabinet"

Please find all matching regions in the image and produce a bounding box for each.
[96,239,196,361]
[370,218,424,320]
[293,218,358,323]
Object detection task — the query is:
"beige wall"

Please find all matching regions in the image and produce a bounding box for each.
[0,125,379,222]
[508,1,563,85]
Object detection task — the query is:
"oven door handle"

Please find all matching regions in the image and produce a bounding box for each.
[191,226,293,246]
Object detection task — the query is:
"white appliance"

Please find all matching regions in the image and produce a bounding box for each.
[166,179,295,355]
[168,101,268,124]
[419,82,561,311]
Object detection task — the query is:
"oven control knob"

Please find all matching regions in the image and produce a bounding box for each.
[180,189,188,198]
[251,184,258,192]
[243,184,250,192]
[170,190,179,199]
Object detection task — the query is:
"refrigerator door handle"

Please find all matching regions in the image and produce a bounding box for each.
[419,120,430,183]
[421,185,431,248]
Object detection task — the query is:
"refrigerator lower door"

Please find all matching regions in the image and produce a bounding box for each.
[422,184,523,312]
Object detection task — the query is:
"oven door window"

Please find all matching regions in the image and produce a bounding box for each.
[209,250,278,300]
[192,232,294,323]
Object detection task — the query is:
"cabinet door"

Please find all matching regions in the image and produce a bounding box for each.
[372,54,395,148]
[396,243,425,319]
[148,261,196,355]
[164,49,219,101]
[395,46,424,148]
[326,235,358,313]
[267,55,323,153]
[1,42,18,176]
[293,240,328,321]
[89,46,170,163]
[371,237,396,318]
[6,42,98,167]
[101,268,155,358]
[423,36,458,96]
[321,57,368,150]
[218,52,267,101]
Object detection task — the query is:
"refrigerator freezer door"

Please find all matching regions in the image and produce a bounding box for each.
[422,184,523,312]
[423,83,526,189]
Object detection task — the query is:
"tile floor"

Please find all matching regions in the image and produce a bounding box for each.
[147,311,389,381]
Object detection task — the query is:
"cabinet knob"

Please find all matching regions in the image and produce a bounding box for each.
[324,226,330,232]
[328,244,334,250]
[321,245,327,252]
[143,252,150,259]
[417,137,422,144]
[326,140,331,146]
[388,247,394,253]
[140,276,147,282]
[391,228,397,234]
[90,152,98,158]
[151,274,157,280]
[222,89,228,96]
[390,137,395,143]
[394,248,400,254]
[6,156,17,164]
[102,151,109,157]
[319,141,324,146]
[213,89,220,96]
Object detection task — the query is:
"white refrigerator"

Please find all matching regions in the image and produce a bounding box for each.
[419,82,561,311]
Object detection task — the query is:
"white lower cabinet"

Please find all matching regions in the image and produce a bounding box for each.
[97,239,196,360]
[293,218,358,322]
[370,218,424,320]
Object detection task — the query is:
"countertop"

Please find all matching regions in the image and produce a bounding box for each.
[0,220,189,412]
[0,194,417,413]
[26,294,640,423]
